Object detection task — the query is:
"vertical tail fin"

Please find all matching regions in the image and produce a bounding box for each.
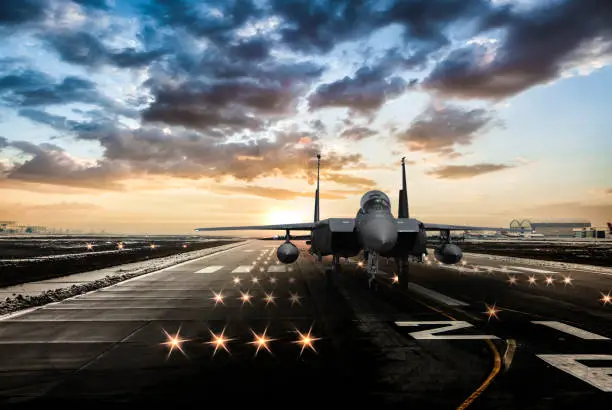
[314,154,321,222]
[398,157,409,218]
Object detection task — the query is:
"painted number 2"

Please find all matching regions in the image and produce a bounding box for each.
[395,321,499,340]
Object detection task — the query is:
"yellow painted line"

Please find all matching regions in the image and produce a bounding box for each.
[456,338,502,410]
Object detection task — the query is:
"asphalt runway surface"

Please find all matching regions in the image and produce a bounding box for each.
[0,241,610,408]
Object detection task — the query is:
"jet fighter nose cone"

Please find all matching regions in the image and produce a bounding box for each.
[361,216,398,253]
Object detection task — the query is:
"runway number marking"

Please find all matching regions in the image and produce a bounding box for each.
[232,265,253,273]
[395,321,499,340]
[536,354,612,392]
[532,321,610,340]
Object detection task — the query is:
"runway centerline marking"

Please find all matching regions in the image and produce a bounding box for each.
[195,266,223,273]
[532,321,610,340]
[407,283,469,306]
[232,265,253,273]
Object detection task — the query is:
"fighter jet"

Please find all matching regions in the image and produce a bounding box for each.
[195,155,502,288]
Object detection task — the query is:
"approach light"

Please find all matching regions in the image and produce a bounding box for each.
[248,328,274,356]
[484,303,500,321]
[293,326,320,356]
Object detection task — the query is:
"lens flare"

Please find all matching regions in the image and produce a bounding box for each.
[264,292,277,306]
[289,291,302,306]
[233,276,241,285]
[269,276,277,284]
[600,291,611,305]
[161,327,189,359]
[251,276,259,284]
[545,276,554,286]
[508,276,517,285]
[239,291,253,305]
[293,325,320,356]
[150,244,156,249]
[207,328,233,356]
[117,242,124,250]
[484,303,500,321]
[528,276,537,286]
[563,276,573,286]
[391,274,399,284]
[249,328,275,356]
[86,243,93,250]
[211,291,225,306]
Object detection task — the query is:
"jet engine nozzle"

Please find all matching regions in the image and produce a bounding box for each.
[434,243,463,264]
[277,242,299,264]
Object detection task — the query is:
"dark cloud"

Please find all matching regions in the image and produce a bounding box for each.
[5,140,128,189]
[143,60,324,132]
[72,0,110,9]
[0,0,48,26]
[340,126,377,141]
[427,163,515,179]
[308,63,410,113]
[227,37,270,61]
[18,108,78,131]
[0,136,8,150]
[423,0,612,99]
[44,31,165,68]
[396,104,500,155]
[144,0,262,42]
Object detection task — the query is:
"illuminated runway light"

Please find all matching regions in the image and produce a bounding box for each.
[249,328,275,356]
[391,274,399,284]
[289,291,302,306]
[259,267,265,272]
[252,261,257,265]
[251,276,259,284]
[293,326,320,356]
[210,291,225,306]
[207,328,233,356]
[508,276,517,285]
[288,277,295,283]
[358,261,364,268]
[545,276,554,286]
[484,303,500,321]
[563,276,573,286]
[150,244,156,249]
[528,276,537,286]
[461,260,467,266]
[263,292,277,306]
[161,327,189,359]
[239,291,253,305]
[600,291,611,305]
[117,242,124,250]
[182,244,187,248]
[233,277,241,285]
[269,276,277,284]
[288,267,293,272]
[86,243,93,250]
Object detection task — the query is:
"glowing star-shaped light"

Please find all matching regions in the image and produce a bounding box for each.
[249,328,275,356]
[150,244,156,249]
[289,291,302,306]
[600,291,611,305]
[545,276,554,286]
[528,276,537,286]
[563,276,573,286]
[251,276,259,284]
[117,242,124,250]
[86,243,93,250]
[484,303,500,321]
[207,328,233,356]
[269,276,277,284]
[161,327,189,359]
[239,291,253,305]
[293,326,320,356]
[263,292,277,306]
[232,276,241,285]
[210,291,225,306]
[391,274,399,284]
[461,260,467,266]
[508,276,517,285]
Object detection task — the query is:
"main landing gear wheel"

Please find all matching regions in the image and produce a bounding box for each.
[395,257,409,290]
[331,255,342,274]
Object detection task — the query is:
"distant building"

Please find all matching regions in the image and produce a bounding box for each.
[509,219,591,237]
[0,221,47,234]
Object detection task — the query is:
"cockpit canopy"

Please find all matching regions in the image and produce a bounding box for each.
[359,190,391,213]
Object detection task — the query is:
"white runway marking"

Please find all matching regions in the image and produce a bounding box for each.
[195,266,223,273]
[232,265,253,273]
[243,250,256,252]
[407,283,469,306]
[536,354,612,392]
[267,265,287,272]
[504,266,558,274]
[532,321,609,340]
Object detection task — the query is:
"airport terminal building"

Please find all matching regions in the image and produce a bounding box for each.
[509,219,591,237]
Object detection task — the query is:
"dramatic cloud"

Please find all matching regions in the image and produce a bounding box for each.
[427,163,515,179]
[0,0,48,26]
[212,185,356,200]
[340,126,377,141]
[308,60,412,114]
[423,0,612,99]
[396,104,500,155]
[44,31,165,68]
[0,136,7,150]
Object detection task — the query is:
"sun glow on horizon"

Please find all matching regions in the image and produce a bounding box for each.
[265,209,309,225]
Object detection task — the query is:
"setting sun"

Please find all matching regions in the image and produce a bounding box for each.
[265,209,309,225]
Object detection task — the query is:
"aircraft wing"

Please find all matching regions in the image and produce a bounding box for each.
[194,222,316,232]
[422,223,503,231]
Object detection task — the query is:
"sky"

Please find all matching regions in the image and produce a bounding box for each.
[0,0,611,234]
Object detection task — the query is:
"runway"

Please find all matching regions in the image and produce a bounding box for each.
[0,241,610,408]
